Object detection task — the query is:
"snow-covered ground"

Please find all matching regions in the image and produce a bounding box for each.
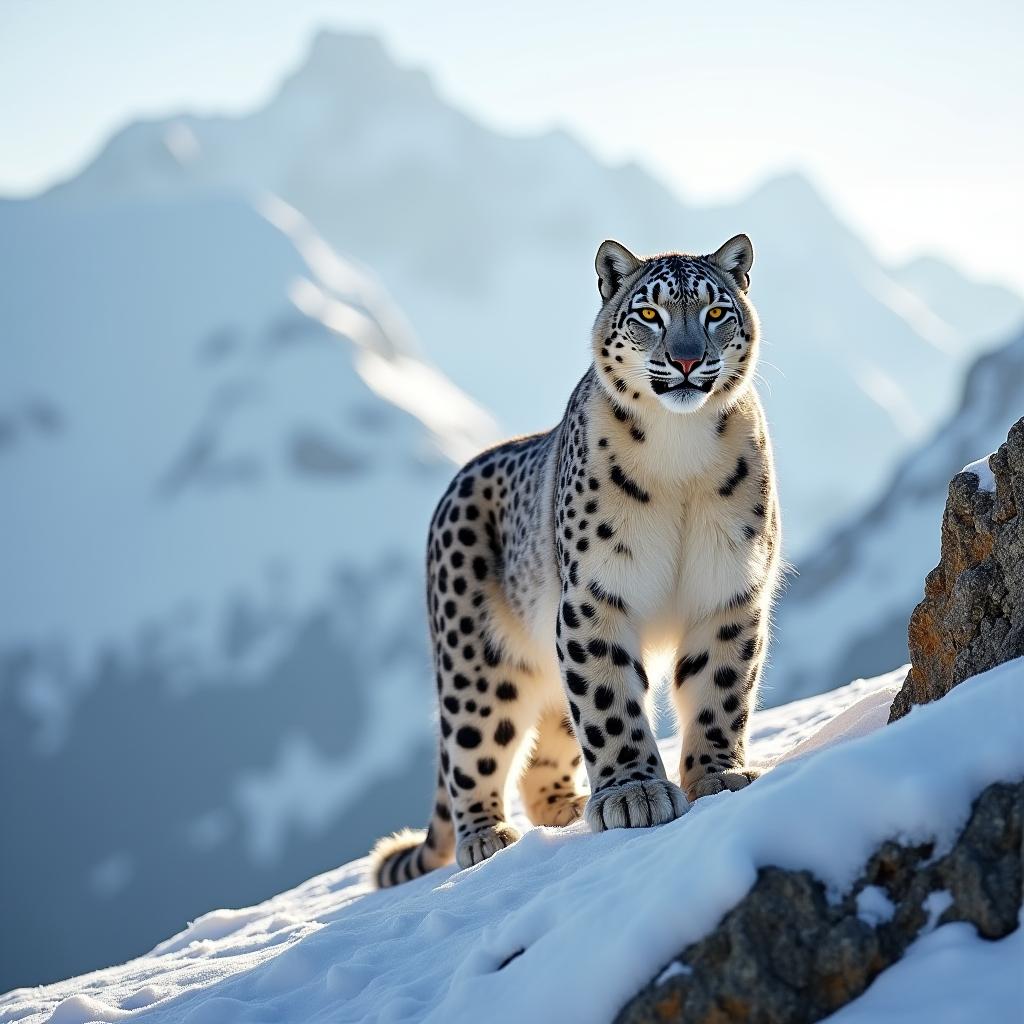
[4,660,1020,1024]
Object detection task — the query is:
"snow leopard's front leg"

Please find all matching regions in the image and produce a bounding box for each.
[672,600,769,801]
[557,582,689,832]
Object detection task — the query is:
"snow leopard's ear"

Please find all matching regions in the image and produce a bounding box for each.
[595,240,641,301]
[710,234,754,292]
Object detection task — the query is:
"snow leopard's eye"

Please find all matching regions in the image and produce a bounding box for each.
[640,308,659,322]
[707,307,725,321]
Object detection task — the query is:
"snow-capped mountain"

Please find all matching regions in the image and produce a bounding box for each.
[767,326,1024,705]
[3,662,1020,1023]
[41,31,1024,555]
[0,192,495,989]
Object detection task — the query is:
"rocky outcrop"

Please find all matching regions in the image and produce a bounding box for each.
[889,417,1024,721]
[616,781,1022,1024]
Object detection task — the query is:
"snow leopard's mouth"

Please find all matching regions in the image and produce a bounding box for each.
[649,376,717,396]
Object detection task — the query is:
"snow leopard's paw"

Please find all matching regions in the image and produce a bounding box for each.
[585,778,689,832]
[527,792,589,828]
[687,767,762,802]
[455,822,521,868]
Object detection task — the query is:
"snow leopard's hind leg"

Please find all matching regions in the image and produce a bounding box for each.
[440,653,546,870]
[519,705,589,827]
[374,611,547,883]
[371,753,455,888]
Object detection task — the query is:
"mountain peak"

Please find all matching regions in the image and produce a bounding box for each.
[305,29,390,68]
[747,169,830,213]
[280,29,435,105]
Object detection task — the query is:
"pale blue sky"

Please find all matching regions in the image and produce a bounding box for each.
[2,0,1021,288]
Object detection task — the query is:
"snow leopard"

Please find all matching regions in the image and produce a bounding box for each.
[372,235,781,887]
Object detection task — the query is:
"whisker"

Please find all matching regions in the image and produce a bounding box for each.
[756,357,786,380]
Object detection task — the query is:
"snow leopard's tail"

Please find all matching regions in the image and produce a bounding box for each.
[370,771,455,888]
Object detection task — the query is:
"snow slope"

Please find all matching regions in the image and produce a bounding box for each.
[768,327,1024,704]
[0,192,494,728]
[39,30,1024,555]
[3,661,1020,1022]
[0,192,495,988]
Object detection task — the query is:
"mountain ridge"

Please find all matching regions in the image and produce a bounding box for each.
[769,325,1024,702]
[33,29,1024,555]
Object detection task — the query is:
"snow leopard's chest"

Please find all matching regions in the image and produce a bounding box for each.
[597,480,761,633]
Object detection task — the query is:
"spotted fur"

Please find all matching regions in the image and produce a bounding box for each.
[371,235,781,887]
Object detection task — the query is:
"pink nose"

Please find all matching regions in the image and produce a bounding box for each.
[669,356,701,376]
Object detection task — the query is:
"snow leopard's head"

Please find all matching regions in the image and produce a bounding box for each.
[592,236,759,415]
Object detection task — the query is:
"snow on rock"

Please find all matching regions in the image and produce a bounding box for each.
[2,660,1020,1023]
[855,885,896,926]
[959,454,995,493]
[922,890,956,932]
[823,920,1024,1024]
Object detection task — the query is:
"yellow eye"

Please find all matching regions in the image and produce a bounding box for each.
[640,308,658,321]
[708,307,724,320]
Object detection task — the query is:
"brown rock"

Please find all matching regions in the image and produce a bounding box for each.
[889,417,1024,721]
